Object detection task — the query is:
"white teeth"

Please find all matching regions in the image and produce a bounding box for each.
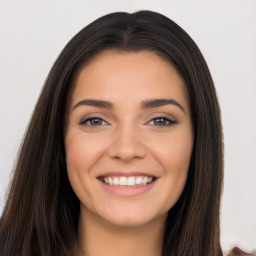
[101,176,155,186]
[127,177,136,186]
[135,176,143,185]
[142,176,148,185]
[113,177,119,185]
[120,177,128,185]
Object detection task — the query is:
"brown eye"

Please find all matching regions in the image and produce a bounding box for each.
[80,117,107,126]
[149,117,176,126]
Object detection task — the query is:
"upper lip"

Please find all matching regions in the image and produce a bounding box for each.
[97,171,158,178]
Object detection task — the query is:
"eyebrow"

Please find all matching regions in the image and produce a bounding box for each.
[141,98,185,113]
[72,99,114,111]
[72,98,185,113]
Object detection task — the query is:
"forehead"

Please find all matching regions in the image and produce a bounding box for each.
[69,49,190,110]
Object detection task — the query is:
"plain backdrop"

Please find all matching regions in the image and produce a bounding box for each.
[0,0,255,253]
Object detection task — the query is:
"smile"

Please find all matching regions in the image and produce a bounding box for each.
[99,176,156,187]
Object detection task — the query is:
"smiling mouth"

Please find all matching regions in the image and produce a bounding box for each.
[98,176,157,187]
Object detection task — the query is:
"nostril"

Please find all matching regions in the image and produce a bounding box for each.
[107,141,146,161]
[106,125,147,161]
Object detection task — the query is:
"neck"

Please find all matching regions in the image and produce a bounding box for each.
[78,208,167,256]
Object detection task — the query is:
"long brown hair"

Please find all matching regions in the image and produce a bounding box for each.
[0,11,223,255]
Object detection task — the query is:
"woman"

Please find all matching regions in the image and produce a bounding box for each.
[0,10,242,256]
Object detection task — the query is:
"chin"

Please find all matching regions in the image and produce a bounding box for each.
[99,208,167,229]
[108,216,151,228]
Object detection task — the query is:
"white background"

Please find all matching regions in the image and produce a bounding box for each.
[0,0,255,253]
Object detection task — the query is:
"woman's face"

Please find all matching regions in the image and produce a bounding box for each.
[64,50,194,227]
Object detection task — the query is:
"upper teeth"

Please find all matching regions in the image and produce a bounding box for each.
[101,176,154,186]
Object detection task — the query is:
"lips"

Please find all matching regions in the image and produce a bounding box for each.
[98,174,157,197]
[97,171,158,189]
[99,176,156,186]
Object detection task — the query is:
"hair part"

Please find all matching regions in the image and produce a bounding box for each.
[0,10,223,256]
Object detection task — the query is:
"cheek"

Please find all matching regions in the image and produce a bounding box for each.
[150,128,193,204]
[64,133,110,214]
[152,129,193,170]
[64,133,106,200]
[65,132,107,172]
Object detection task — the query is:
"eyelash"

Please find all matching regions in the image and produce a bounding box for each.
[80,115,176,127]
[148,116,177,126]
[80,117,108,126]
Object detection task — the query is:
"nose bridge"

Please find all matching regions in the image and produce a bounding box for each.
[108,120,146,161]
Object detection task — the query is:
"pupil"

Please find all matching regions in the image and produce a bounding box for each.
[155,118,165,125]
[92,118,101,125]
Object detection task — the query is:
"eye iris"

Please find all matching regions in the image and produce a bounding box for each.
[154,118,168,125]
[90,118,102,125]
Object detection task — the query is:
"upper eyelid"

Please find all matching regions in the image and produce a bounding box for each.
[79,114,109,126]
[150,116,175,121]
[79,112,108,121]
[146,112,177,121]
[147,116,177,125]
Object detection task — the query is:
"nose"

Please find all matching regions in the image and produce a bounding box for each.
[107,124,146,161]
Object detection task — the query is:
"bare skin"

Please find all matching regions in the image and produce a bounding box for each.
[64,50,194,256]
[78,207,166,256]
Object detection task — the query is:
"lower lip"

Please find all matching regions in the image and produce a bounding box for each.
[99,180,156,197]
